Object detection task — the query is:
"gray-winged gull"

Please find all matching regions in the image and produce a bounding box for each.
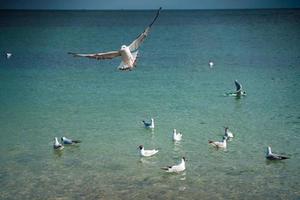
[266,146,289,160]
[68,7,162,71]
[138,145,159,157]
[209,136,227,149]
[161,157,186,173]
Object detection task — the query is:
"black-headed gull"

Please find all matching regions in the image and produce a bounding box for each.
[61,136,81,145]
[173,129,182,141]
[234,80,246,97]
[53,137,64,150]
[208,136,227,149]
[224,127,234,139]
[226,80,246,97]
[142,118,154,129]
[266,146,289,160]
[68,7,162,71]
[138,145,159,157]
[161,157,186,173]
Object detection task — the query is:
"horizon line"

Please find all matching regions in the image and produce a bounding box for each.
[1,7,299,11]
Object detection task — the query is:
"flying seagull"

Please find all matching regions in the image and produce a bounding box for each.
[266,146,289,160]
[161,157,186,173]
[68,7,162,71]
[138,145,159,157]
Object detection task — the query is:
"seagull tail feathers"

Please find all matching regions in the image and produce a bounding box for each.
[72,140,81,143]
[161,167,170,171]
[280,156,289,160]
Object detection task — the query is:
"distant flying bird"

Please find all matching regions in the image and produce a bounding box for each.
[68,7,162,71]
[53,137,64,150]
[208,136,227,149]
[142,118,155,129]
[266,146,289,160]
[161,157,186,173]
[138,145,159,157]
[173,129,182,141]
[61,136,81,145]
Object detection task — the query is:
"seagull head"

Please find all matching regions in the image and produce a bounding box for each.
[138,145,144,150]
[182,157,187,162]
[120,45,127,50]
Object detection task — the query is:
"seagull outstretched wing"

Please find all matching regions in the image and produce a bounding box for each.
[68,51,121,60]
[129,7,161,52]
[234,80,242,92]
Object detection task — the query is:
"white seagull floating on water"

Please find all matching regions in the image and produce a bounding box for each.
[138,145,159,157]
[266,146,289,160]
[142,118,155,129]
[161,157,186,173]
[173,129,182,141]
[69,7,162,71]
[208,136,227,149]
[61,136,81,145]
[6,53,12,59]
[208,60,214,68]
[53,137,64,150]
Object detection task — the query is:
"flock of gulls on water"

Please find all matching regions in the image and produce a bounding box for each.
[5,7,289,172]
[53,108,289,174]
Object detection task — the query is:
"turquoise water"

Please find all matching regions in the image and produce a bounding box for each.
[0,9,300,199]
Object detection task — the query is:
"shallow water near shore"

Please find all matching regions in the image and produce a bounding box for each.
[0,9,300,199]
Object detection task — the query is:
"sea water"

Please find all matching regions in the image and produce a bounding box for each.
[0,9,299,199]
